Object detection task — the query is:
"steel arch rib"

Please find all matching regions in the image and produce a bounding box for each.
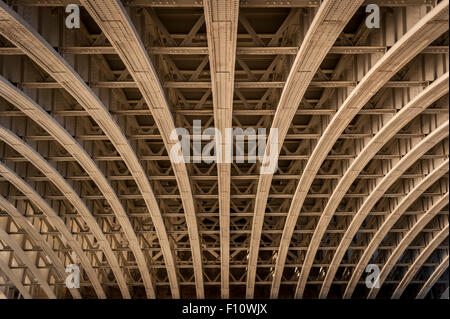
[203,0,239,299]
[392,225,449,299]
[319,121,449,298]
[0,160,106,299]
[0,194,81,299]
[0,256,31,299]
[367,193,449,299]
[0,74,153,298]
[0,126,130,298]
[0,1,179,299]
[416,255,449,299]
[0,228,56,298]
[343,159,449,298]
[79,0,202,298]
[271,72,449,298]
[278,1,450,299]
[246,0,364,298]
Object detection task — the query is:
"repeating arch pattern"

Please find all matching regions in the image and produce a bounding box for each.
[0,255,31,299]
[79,0,200,298]
[0,227,56,298]
[0,0,447,298]
[0,160,105,298]
[0,125,130,297]
[319,121,449,298]
[283,1,449,299]
[416,255,449,299]
[343,158,449,298]
[248,0,364,298]
[367,193,449,299]
[0,0,178,298]
[272,72,449,298]
[0,72,154,298]
[0,193,81,299]
[392,224,449,299]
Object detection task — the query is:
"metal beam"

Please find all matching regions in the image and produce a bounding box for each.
[392,225,449,299]
[203,0,239,299]
[416,255,449,299]
[0,125,130,298]
[271,73,449,298]
[80,0,201,298]
[282,1,450,298]
[0,252,32,298]
[343,159,449,298]
[368,193,449,299]
[0,228,56,298]
[0,194,82,299]
[0,161,106,299]
[9,0,435,7]
[245,0,364,299]
[0,74,156,298]
[0,0,176,299]
[319,121,449,298]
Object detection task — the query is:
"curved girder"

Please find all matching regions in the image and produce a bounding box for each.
[0,193,81,299]
[203,0,239,299]
[416,255,449,299]
[392,224,449,299]
[367,193,449,299]
[319,121,449,298]
[343,159,449,298]
[0,257,31,299]
[280,1,450,299]
[0,73,154,298]
[271,72,449,298]
[0,1,179,298]
[0,126,130,298]
[0,161,105,298]
[79,0,198,298]
[246,0,364,298]
[0,228,55,298]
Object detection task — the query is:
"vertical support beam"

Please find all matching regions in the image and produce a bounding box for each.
[203,0,239,299]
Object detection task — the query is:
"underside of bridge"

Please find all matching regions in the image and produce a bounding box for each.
[0,0,448,300]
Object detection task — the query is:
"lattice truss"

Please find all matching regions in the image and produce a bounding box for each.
[0,0,447,299]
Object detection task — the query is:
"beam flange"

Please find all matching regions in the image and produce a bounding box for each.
[203,0,239,299]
